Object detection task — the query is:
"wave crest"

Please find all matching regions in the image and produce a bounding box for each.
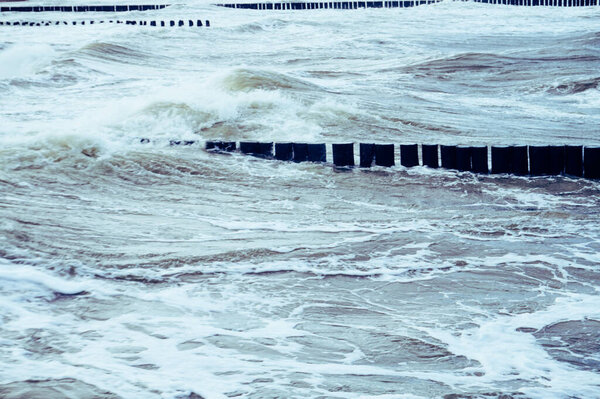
[222,68,322,93]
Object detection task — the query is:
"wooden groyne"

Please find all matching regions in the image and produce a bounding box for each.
[215,0,598,8]
[0,19,210,26]
[0,4,169,12]
[217,1,441,9]
[142,140,600,178]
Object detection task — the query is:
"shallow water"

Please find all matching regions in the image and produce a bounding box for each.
[1,1,600,398]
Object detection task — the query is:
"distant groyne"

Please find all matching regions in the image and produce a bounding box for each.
[218,1,441,9]
[0,4,169,12]
[215,0,598,8]
[0,0,596,13]
[0,19,209,26]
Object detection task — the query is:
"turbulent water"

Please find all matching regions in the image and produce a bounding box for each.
[1,1,600,398]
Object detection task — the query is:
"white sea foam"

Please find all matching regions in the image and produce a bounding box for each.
[0,43,56,79]
[421,293,600,398]
[0,262,86,295]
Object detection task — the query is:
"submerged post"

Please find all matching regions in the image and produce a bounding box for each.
[491,146,511,174]
[359,143,375,167]
[471,146,488,174]
[565,145,583,177]
[275,143,293,161]
[307,143,327,162]
[333,143,355,167]
[441,145,457,170]
[206,141,236,152]
[511,146,529,175]
[375,144,395,167]
[422,144,438,168]
[240,141,273,158]
[456,146,471,172]
[584,147,600,179]
[292,143,309,162]
[529,145,564,176]
[400,144,418,167]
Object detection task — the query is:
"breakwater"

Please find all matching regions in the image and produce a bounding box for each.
[2,0,596,13]
[218,1,441,9]
[216,0,598,8]
[0,4,169,12]
[143,140,600,178]
[0,19,209,26]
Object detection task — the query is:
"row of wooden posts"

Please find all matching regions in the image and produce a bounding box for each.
[216,0,598,8]
[0,5,168,13]
[195,141,600,178]
[219,1,440,9]
[0,19,210,27]
[470,0,598,5]
[2,0,594,13]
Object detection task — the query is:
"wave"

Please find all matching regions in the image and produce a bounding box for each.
[74,42,161,65]
[107,68,333,141]
[0,262,87,295]
[391,53,519,76]
[545,77,600,95]
[0,131,120,177]
[229,18,297,33]
[396,52,600,80]
[0,43,56,79]
[572,31,600,48]
[0,378,118,399]
[222,68,323,93]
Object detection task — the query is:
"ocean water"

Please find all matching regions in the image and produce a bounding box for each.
[1,1,600,398]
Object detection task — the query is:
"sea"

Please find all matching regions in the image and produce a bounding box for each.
[1,1,600,398]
